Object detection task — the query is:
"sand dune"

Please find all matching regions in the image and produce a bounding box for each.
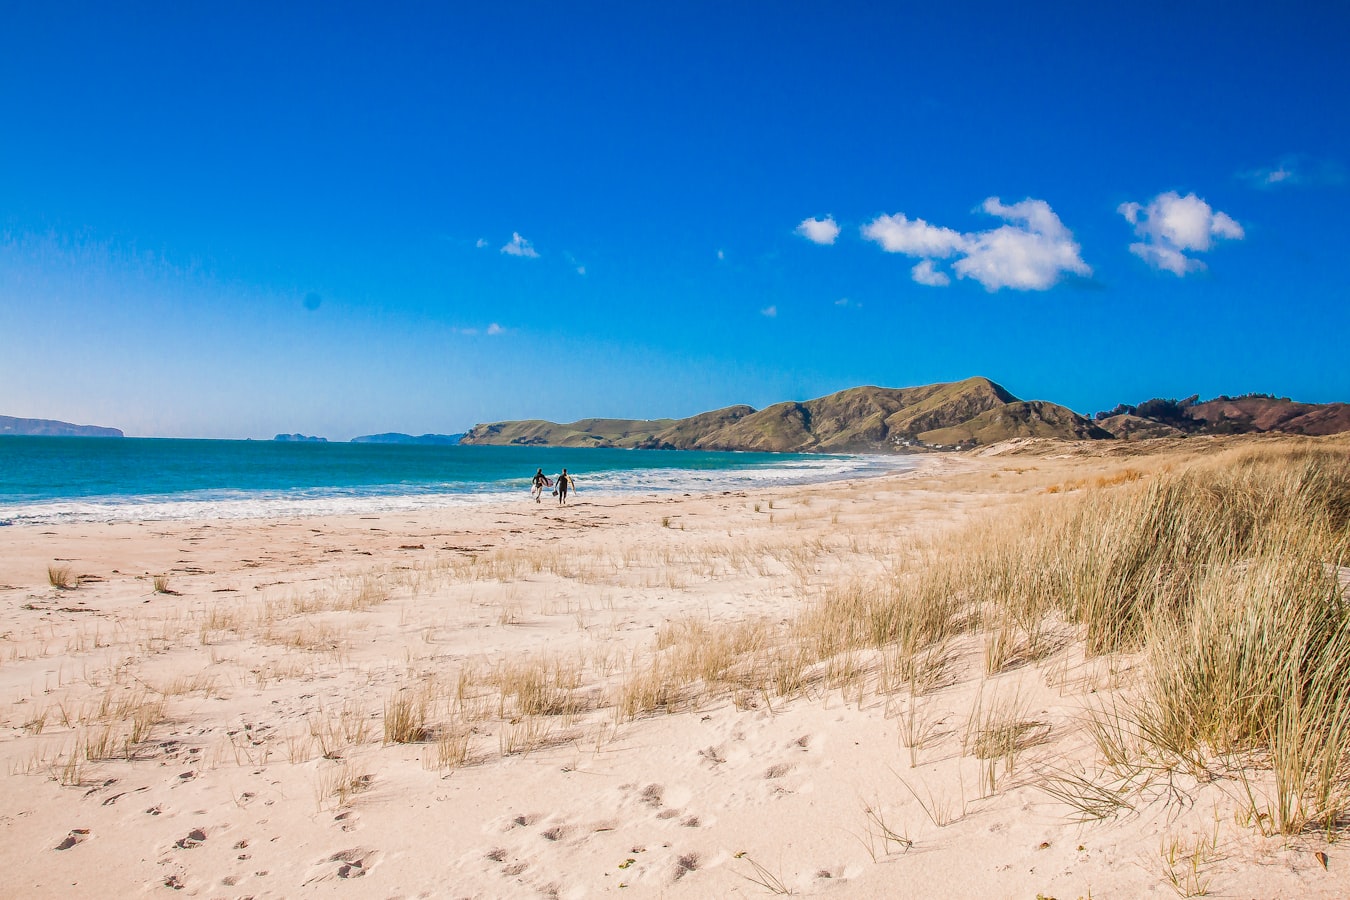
[0,444,1343,897]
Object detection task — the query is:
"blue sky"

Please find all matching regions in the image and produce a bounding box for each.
[2,2,1347,439]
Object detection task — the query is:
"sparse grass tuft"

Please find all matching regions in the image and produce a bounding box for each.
[732,851,793,894]
[316,761,374,809]
[48,565,76,590]
[1159,827,1224,897]
[384,688,432,744]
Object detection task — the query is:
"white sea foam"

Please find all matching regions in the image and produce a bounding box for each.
[0,454,912,526]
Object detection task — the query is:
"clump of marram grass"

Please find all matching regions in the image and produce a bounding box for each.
[490,656,589,718]
[918,442,1350,832]
[383,687,432,744]
[1136,543,1350,833]
[47,565,76,590]
[152,575,173,594]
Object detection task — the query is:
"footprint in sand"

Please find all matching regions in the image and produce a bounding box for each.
[639,784,663,807]
[697,744,727,767]
[673,852,701,882]
[305,847,383,882]
[175,828,208,849]
[539,822,575,842]
[54,828,90,850]
[334,810,361,832]
[499,812,541,832]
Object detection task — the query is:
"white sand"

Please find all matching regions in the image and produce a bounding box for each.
[0,452,1339,897]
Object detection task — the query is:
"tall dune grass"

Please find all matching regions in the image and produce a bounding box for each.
[836,442,1350,832]
[624,442,1349,830]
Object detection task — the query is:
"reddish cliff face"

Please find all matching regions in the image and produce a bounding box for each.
[1187,397,1350,436]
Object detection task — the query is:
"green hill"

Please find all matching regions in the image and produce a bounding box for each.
[459,377,1107,452]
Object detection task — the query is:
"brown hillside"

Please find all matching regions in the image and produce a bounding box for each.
[1098,414,1185,441]
[919,401,1111,446]
[460,377,1110,452]
[648,405,756,449]
[1188,397,1350,436]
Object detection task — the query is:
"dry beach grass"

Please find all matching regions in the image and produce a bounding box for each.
[0,436,1347,896]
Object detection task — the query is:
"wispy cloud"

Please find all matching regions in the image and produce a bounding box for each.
[563,251,586,275]
[760,305,778,318]
[716,249,725,261]
[1119,191,1243,276]
[453,322,507,336]
[862,197,1090,291]
[1239,155,1346,189]
[501,232,539,258]
[795,216,841,245]
[475,238,488,248]
[834,297,862,309]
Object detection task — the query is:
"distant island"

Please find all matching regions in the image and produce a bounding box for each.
[350,432,464,445]
[273,433,328,443]
[0,415,124,438]
[461,377,1350,452]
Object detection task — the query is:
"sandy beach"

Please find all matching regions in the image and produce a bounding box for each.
[1,441,1344,898]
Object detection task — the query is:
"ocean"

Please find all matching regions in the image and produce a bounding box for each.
[0,437,908,525]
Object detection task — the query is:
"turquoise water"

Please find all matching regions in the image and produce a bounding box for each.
[0,437,904,525]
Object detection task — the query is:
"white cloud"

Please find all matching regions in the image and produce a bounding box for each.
[1119,191,1243,276]
[501,232,539,258]
[795,216,841,245]
[716,249,725,260]
[760,305,778,318]
[911,259,951,287]
[862,197,1090,291]
[486,323,504,335]
[834,297,862,308]
[861,213,967,257]
[1126,243,1199,277]
[955,198,1092,291]
[575,265,586,275]
[475,238,488,248]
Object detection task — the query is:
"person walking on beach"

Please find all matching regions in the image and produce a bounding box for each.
[530,468,551,503]
[556,468,574,505]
